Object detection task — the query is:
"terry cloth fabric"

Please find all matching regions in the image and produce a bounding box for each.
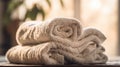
[6,18,108,65]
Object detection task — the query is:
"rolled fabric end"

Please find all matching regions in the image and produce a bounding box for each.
[16,21,52,46]
[16,18,82,46]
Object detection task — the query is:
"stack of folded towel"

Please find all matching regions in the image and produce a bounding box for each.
[6,18,108,65]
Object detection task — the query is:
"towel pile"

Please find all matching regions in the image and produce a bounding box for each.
[6,18,108,65]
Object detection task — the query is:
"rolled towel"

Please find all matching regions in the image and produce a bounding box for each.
[6,41,107,65]
[6,42,83,65]
[6,42,107,65]
[6,42,65,65]
[16,18,82,46]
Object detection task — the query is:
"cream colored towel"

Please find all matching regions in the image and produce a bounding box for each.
[6,42,65,65]
[16,18,82,46]
[6,41,107,64]
[6,18,108,65]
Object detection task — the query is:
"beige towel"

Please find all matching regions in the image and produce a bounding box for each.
[6,17,108,65]
[6,41,107,64]
[6,42,65,65]
[16,18,82,46]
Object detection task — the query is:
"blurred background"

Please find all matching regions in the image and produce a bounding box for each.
[0,0,119,58]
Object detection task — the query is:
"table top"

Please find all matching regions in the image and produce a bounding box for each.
[0,56,120,67]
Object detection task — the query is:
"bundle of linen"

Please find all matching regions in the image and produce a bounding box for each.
[6,18,108,65]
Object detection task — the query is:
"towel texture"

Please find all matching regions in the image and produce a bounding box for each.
[16,18,82,46]
[6,18,108,65]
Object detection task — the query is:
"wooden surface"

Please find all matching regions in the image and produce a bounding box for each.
[1,56,120,67]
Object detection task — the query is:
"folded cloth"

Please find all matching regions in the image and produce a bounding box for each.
[62,28,108,64]
[6,42,66,65]
[6,17,108,65]
[6,42,107,65]
[16,18,82,46]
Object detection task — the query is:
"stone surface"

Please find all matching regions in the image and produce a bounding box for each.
[0,56,120,66]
